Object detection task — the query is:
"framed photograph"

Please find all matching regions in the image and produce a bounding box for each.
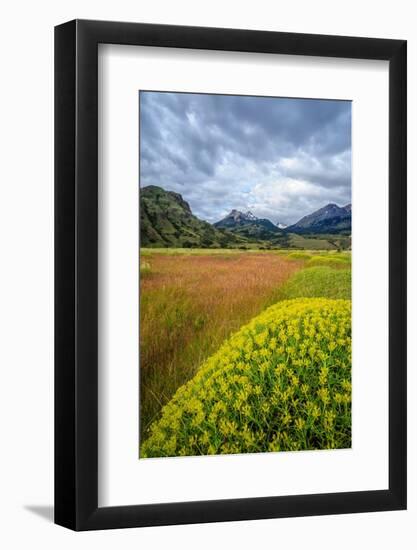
[55,19,406,530]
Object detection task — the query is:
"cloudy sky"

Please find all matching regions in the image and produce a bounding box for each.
[139,91,351,225]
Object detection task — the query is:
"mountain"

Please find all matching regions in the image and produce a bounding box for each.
[140,186,241,248]
[140,186,352,249]
[287,203,351,235]
[214,209,260,227]
[214,209,283,240]
[277,222,288,230]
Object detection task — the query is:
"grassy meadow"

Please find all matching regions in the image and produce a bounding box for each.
[140,248,351,448]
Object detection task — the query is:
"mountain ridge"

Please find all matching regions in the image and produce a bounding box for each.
[214,208,282,237]
[140,185,351,248]
[287,202,351,235]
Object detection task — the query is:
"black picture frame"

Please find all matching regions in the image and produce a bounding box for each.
[55,19,407,531]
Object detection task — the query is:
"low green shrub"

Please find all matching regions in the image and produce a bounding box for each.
[275,267,351,301]
[287,252,312,261]
[141,298,351,457]
[307,255,351,268]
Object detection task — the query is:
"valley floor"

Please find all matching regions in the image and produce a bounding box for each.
[139,248,351,442]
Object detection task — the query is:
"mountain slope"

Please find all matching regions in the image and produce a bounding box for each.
[287,203,351,235]
[140,186,241,248]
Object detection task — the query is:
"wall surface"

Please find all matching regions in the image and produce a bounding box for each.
[0,1,415,548]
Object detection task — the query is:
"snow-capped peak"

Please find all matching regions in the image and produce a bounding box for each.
[244,211,258,221]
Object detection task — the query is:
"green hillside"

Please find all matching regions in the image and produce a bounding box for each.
[140,185,241,248]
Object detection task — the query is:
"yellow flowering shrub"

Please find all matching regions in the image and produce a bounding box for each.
[141,298,351,458]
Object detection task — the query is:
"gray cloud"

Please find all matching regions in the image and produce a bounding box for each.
[140,91,351,225]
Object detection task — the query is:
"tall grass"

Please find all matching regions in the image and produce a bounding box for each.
[140,260,152,277]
